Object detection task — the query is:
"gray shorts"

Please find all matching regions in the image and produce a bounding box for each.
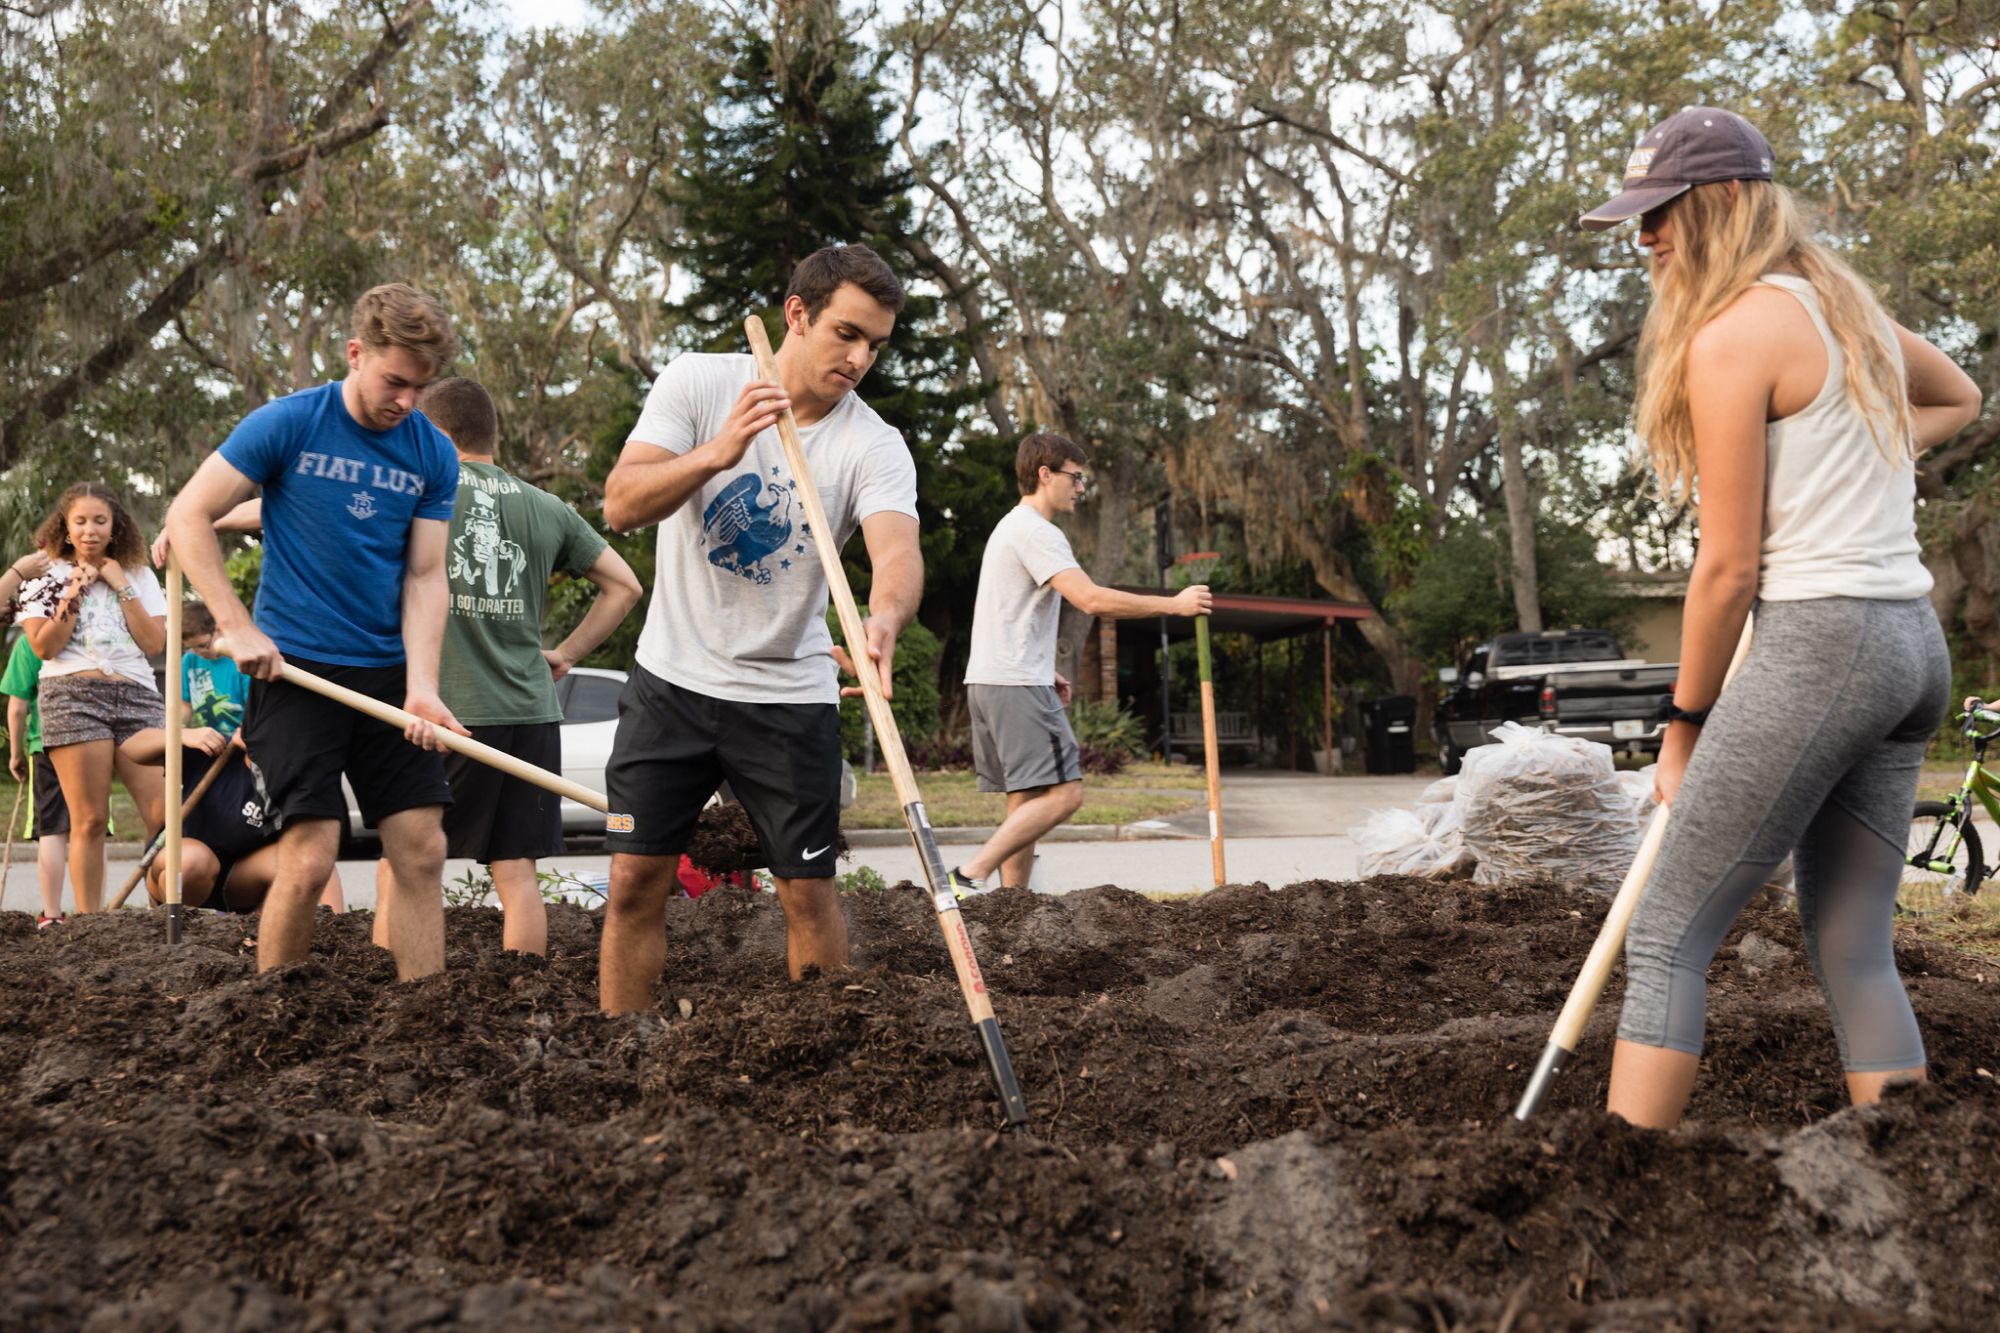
[967,684,1082,794]
[39,674,164,749]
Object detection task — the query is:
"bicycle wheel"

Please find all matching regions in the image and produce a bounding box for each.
[1901,800,1984,916]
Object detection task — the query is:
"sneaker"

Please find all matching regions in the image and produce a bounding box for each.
[36,912,66,930]
[944,867,989,900]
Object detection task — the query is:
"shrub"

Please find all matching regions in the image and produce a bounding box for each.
[1078,743,1127,776]
[838,618,943,765]
[1069,698,1145,760]
[907,730,974,772]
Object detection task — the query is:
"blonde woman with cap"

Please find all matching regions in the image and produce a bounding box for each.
[1580,107,1982,1128]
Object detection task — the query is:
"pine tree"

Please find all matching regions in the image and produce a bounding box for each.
[663,0,1013,688]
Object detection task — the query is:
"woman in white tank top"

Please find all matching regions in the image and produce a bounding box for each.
[1578,108,1983,1128]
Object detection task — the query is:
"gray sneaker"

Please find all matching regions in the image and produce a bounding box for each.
[944,867,988,900]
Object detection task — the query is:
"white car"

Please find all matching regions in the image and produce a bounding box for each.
[340,665,854,851]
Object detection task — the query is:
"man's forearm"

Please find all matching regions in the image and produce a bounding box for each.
[865,546,923,631]
[604,447,724,533]
[555,582,640,665]
[1095,587,1181,620]
[401,567,449,695]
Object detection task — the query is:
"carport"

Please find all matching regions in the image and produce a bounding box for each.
[1086,590,1372,768]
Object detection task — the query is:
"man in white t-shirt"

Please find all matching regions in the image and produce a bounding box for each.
[598,244,922,1012]
[949,433,1210,895]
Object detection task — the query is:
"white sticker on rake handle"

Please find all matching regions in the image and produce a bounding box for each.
[605,812,635,833]
[934,890,959,914]
[1209,811,1219,840]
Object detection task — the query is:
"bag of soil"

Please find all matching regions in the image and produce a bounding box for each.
[1617,764,1659,829]
[1456,722,1638,893]
[1351,801,1476,879]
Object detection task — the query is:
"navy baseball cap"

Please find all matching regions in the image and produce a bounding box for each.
[1580,107,1775,231]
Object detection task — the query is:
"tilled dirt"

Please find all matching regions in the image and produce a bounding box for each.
[3,876,1998,1330]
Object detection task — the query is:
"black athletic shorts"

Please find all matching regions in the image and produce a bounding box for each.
[180,746,276,907]
[442,722,563,864]
[605,666,842,878]
[29,749,69,838]
[241,655,451,831]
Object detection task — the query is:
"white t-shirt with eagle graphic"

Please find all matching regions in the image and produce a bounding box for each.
[626,352,918,705]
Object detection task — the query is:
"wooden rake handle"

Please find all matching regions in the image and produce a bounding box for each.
[744,315,1028,1128]
[213,640,618,819]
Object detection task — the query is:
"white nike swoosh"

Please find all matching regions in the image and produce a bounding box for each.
[803,844,832,860]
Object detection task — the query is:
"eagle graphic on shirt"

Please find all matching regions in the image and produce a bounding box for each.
[702,473,794,585]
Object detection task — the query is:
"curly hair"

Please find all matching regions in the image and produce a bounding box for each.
[35,482,147,567]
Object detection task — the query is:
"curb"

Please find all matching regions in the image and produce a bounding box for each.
[844,822,1196,847]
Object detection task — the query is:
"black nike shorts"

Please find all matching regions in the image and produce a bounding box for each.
[604,666,841,879]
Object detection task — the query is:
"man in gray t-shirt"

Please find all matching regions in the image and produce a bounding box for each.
[949,433,1210,895]
[597,244,923,1014]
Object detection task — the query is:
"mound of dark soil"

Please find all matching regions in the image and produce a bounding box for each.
[3,876,1997,1330]
[683,802,847,873]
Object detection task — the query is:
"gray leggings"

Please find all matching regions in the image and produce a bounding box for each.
[1619,596,1948,1071]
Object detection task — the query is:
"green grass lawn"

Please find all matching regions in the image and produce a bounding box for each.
[0,773,147,842]
[847,760,1205,829]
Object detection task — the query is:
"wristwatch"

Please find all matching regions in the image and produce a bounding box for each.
[115,583,139,603]
[1656,694,1709,727]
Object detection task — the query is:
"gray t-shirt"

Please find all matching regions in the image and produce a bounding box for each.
[964,503,1080,686]
[627,352,919,704]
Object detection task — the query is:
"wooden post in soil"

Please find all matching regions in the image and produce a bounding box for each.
[1513,616,1754,1120]
[1195,615,1226,886]
[745,314,1029,1130]
[1175,552,1225,885]
[164,556,183,943]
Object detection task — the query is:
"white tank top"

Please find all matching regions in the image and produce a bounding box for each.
[1754,273,1931,602]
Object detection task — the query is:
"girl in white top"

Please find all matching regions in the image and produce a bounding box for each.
[1578,108,1983,1129]
[18,483,168,913]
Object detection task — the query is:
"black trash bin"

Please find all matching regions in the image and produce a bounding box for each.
[1361,694,1417,774]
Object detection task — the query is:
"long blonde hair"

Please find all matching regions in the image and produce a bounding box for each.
[1633,180,1913,501]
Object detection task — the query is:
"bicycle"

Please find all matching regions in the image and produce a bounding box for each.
[1902,705,2000,915]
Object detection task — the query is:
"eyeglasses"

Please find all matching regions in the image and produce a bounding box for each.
[1055,469,1088,488]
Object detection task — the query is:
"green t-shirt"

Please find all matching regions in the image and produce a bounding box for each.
[1,634,44,754]
[440,460,608,726]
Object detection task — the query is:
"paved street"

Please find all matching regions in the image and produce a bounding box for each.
[0,771,1431,911]
[5,769,1990,912]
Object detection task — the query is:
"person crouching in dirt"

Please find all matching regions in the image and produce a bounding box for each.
[596,244,922,1012]
[1578,108,1982,1128]
[163,283,466,980]
[944,433,1210,895]
[123,728,344,914]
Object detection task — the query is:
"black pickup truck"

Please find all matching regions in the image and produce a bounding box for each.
[1432,630,1680,775]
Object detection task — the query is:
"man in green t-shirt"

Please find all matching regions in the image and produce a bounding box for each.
[3,632,72,926]
[373,378,642,955]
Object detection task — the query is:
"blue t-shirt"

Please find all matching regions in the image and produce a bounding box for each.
[217,381,457,665]
[182,651,250,736]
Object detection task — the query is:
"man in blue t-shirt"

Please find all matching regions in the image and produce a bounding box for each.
[164,283,466,980]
